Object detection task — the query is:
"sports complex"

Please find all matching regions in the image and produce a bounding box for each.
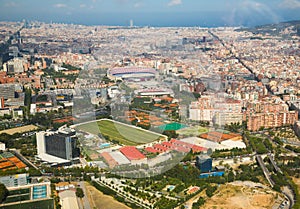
[75,119,166,146]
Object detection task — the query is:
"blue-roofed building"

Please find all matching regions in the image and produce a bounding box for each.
[33,185,47,199]
[199,171,225,178]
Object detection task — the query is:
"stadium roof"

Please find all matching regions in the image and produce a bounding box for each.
[109,67,156,76]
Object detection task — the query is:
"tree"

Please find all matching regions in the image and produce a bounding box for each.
[206,185,217,197]
[76,187,84,198]
[192,197,206,209]
[0,183,8,203]
[227,171,235,182]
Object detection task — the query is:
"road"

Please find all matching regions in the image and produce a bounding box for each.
[267,153,283,174]
[256,155,275,187]
[80,157,89,167]
[78,181,91,209]
[12,149,39,171]
[256,155,294,209]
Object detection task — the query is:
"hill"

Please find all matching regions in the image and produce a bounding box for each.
[236,20,300,38]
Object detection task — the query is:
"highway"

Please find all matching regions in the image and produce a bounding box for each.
[256,155,294,209]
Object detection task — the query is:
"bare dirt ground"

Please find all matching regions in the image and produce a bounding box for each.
[201,182,281,209]
[292,177,300,191]
[182,190,206,209]
[0,125,38,135]
[85,182,130,209]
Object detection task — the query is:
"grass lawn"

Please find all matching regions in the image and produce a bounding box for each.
[77,119,165,145]
[81,147,101,161]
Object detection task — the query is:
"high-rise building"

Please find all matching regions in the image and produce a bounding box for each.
[196,155,212,173]
[5,57,27,74]
[36,126,80,163]
[189,96,243,125]
[245,98,298,131]
[130,19,133,27]
[0,84,15,99]
[247,111,298,131]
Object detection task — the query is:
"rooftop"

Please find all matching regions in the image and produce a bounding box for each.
[119,146,146,161]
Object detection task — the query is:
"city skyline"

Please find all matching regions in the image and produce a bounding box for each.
[0,0,299,27]
[0,1,299,208]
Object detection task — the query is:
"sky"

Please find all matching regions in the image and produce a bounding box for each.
[0,0,299,27]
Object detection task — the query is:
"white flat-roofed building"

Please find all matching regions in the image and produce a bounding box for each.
[221,140,246,149]
[0,142,5,151]
[59,190,79,209]
[147,153,172,167]
[134,88,174,97]
[36,153,70,164]
[109,151,131,165]
[181,137,228,151]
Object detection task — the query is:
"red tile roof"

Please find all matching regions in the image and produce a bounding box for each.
[119,146,146,161]
[100,152,118,167]
[144,147,160,153]
[153,144,169,152]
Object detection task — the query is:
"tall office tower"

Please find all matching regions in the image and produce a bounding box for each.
[203,36,206,42]
[36,126,80,162]
[130,19,133,27]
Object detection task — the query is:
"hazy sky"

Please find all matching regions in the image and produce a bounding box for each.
[0,0,299,26]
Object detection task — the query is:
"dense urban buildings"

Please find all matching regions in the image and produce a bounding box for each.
[0,15,299,209]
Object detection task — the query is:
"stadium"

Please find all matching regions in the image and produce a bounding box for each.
[107,66,157,81]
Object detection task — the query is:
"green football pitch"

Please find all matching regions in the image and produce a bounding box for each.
[76,119,165,145]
